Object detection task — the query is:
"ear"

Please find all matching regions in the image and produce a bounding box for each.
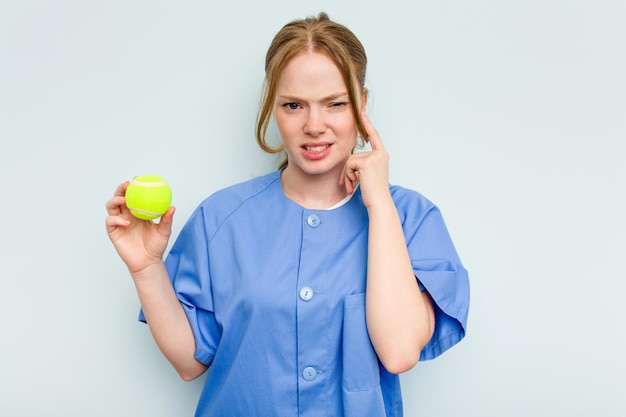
[361,88,369,112]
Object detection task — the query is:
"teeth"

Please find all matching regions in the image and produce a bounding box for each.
[305,145,329,152]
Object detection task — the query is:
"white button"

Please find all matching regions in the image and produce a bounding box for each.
[302,366,317,381]
[299,287,314,301]
[307,214,321,228]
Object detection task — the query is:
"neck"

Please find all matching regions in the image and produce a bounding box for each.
[280,166,348,209]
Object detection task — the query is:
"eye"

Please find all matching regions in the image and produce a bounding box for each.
[329,102,349,111]
[283,102,301,110]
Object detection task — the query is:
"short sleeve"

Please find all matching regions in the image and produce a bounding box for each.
[138,206,221,366]
[403,203,470,361]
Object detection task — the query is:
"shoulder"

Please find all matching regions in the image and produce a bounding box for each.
[206,171,280,204]
[197,171,281,216]
[178,171,282,241]
[169,171,282,256]
[389,184,438,221]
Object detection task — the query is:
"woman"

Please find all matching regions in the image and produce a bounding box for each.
[106,12,469,417]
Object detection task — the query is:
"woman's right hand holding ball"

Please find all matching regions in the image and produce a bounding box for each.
[105,181,175,275]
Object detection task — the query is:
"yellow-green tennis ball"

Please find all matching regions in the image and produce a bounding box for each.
[125,174,172,220]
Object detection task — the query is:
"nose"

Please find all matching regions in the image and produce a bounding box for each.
[303,108,326,136]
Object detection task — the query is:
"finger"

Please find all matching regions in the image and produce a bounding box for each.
[106,195,127,215]
[105,214,131,232]
[347,168,359,183]
[156,206,176,240]
[107,182,132,216]
[343,175,354,195]
[360,112,384,151]
[159,206,176,226]
[114,181,130,197]
[344,166,359,195]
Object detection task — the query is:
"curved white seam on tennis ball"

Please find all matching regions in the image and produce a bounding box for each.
[129,208,163,216]
[131,181,169,187]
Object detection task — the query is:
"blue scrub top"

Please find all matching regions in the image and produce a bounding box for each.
[140,170,470,417]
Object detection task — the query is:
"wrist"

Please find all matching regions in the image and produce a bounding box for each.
[130,259,166,282]
[365,192,395,214]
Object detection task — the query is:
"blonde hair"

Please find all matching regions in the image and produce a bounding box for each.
[256,12,368,169]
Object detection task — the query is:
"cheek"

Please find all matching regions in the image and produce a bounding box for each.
[275,113,302,139]
[332,115,359,138]
[275,119,295,149]
[274,114,288,137]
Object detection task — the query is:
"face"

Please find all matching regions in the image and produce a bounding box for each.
[274,51,361,180]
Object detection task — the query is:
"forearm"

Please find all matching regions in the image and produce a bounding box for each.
[132,262,208,380]
[365,195,435,374]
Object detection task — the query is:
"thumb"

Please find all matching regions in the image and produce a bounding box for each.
[158,206,176,233]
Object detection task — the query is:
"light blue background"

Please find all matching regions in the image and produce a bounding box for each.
[1,1,624,415]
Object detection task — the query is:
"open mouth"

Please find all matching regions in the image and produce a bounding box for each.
[303,144,330,153]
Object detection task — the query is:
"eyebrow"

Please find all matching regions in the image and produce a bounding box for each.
[278,92,350,102]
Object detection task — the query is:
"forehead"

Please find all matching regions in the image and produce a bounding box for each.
[277,51,347,97]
